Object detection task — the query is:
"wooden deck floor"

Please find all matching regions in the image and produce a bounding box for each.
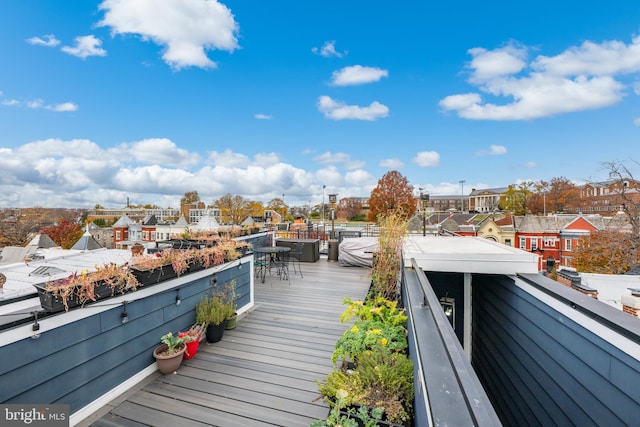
[85,257,371,427]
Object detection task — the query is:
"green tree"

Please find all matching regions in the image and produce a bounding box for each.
[367,171,416,222]
[503,182,534,215]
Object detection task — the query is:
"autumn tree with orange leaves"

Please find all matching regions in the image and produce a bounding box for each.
[574,230,639,274]
[367,171,416,222]
[40,219,84,249]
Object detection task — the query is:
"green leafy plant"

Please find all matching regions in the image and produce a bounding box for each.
[311,389,384,427]
[159,333,184,356]
[340,296,407,326]
[331,319,408,365]
[332,297,408,365]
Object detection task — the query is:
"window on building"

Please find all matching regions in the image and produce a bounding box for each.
[520,237,526,249]
[115,230,121,240]
[505,239,512,247]
[531,239,538,251]
[565,239,572,251]
[151,232,156,241]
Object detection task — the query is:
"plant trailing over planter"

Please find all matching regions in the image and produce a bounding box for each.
[39,263,138,312]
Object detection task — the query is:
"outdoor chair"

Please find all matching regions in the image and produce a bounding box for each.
[289,242,304,278]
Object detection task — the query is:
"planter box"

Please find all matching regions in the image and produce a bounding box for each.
[34,281,119,313]
[131,265,178,286]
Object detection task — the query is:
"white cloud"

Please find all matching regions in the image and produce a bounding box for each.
[314,152,365,170]
[2,97,78,112]
[98,0,239,70]
[412,151,440,168]
[0,139,376,208]
[253,152,280,166]
[379,158,404,169]
[524,161,537,168]
[331,65,388,86]
[440,35,640,120]
[26,34,60,47]
[27,99,44,109]
[49,102,78,112]
[312,40,346,58]
[125,138,201,168]
[345,169,376,186]
[476,144,507,156]
[254,113,272,120]
[634,117,640,126]
[61,35,107,59]
[208,149,249,167]
[317,95,389,121]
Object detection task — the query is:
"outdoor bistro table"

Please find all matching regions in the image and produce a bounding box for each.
[253,246,291,283]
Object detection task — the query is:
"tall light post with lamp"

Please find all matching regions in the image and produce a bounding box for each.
[459,180,466,213]
[322,185,326,225]
[419,189,430,236]
[329,193,337,240]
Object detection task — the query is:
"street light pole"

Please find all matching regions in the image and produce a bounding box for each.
[459,180,466,213]
[322,185,326,225]
[420,189,429,237]
[329,194,337,240]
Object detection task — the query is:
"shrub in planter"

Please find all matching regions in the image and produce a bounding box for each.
[319,347,414,425]
[196,290,233,343]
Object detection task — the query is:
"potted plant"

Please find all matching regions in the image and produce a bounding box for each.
[196,291,233,343]
[224,280,238,330]
[178,324,205,359]
[153,332,186,374]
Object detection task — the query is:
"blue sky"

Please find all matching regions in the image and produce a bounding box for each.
[1,1,640,209]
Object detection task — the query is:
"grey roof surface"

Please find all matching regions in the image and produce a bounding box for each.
[112,215,137,227]
[70,231,103,251]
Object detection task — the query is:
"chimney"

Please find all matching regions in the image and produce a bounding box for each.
[622,288,640,317]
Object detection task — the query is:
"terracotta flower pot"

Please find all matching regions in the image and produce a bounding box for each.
[153,343,186,374]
